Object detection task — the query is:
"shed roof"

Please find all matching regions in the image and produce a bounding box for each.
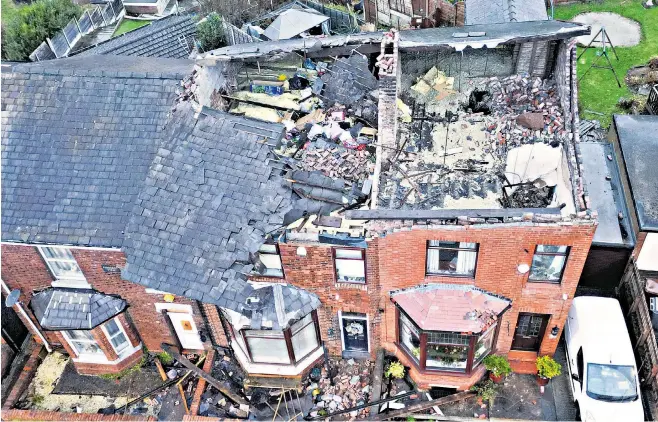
[614,115,658,232]
[465,0,548,25]
[1,56,193,247]
[73,14,197,59]
[30,288,127,331]
[263,9,329,40]
[391,284,511,333]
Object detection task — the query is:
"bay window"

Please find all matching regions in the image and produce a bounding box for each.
[426,241,478,277]
[397,308,499,374]
[63,330,104,357]
[528,245,569,283]
[238,310,321,366]
[102,317,131,357]
[334,248,366,283]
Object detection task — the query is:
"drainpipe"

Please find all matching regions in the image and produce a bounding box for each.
[1,279,52,352]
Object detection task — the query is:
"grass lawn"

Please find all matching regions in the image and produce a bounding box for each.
[113,19,150,37]
[554,0,658,127]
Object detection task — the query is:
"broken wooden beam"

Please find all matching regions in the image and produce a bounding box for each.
[379,391,474,420]
[367,348,385,419]
[161,343,248,406]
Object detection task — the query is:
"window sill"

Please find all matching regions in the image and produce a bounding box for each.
[72,342,142,365]
[51,280,92,289]
[232,342,323,376]
[335,281,367,291]
[425,273,475,279]
[527,280,562,285]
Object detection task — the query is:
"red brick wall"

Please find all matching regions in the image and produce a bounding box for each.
[0,409,156,421]
[246,222,595,387]
[1,245,204,354]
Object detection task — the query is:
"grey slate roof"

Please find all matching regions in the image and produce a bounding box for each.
[614,115,658,232]
[465,0,548,25]
[74,15,197,59]
[30,288,127,330]
[1,56,193,247]
[121,104,321,325]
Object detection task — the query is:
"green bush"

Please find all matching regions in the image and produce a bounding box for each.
[384,360,405,379]
[196,13,225,52]
[2,0,82,61]
[536,355,562,379]
[156,351,174,365]
[483,354,512,377]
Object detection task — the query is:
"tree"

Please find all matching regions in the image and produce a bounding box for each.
[196,13,226,52]
[2,0,82,61]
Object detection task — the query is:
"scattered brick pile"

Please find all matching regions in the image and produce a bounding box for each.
[481,75,565,148]
[299,147,374,183]
[307,358,374,419]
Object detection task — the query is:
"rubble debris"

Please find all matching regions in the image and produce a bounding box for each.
[320,54,378,109]
[381,73,571,211]
[299,144,374,182]
[579,119,606,142]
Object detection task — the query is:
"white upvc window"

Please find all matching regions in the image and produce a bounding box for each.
[38,246,91,288]
[101,317,131,357]
[62,330,104,358]
[334,248,366,283]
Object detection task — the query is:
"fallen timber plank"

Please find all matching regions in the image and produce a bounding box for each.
[161,343,248,406]
[379,391,475,420]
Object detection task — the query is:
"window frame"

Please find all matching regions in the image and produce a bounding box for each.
[37,246,91,288]
[425,240,479,278]
[62,330,105,358]
[101,317,132,358]
[396,307,499,375]
[332,247,367,284]
[527,245,570,284]
[256,243,285,279]
[238,310,322,366]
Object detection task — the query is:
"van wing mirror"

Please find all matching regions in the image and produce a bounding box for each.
[571,373,580,382]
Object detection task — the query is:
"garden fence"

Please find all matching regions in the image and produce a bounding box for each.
[29,0,124,61]
[617,259,658,421]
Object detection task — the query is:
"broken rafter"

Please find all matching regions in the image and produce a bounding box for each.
[379,391,475,420]
[161,343,248,406]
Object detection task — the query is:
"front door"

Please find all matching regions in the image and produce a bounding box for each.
[341,312,369,353]
[511,313,549,351]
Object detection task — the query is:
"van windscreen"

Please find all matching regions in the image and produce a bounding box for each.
[586,363,638,402]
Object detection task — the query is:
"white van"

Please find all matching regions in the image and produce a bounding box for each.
[564,296,644,421]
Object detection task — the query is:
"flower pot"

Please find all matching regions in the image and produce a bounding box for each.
[489,372,504,383]
[536,375,550,386]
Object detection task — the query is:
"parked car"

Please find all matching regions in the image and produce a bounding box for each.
[564,296,644,421]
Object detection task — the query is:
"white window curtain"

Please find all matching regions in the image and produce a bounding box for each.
[335,249,365,283]
[246,331,290,364]
[427,242,477,275]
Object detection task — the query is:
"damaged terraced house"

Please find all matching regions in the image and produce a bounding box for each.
[1,9,597,420]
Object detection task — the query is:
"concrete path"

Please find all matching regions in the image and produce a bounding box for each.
[572,12,641,47]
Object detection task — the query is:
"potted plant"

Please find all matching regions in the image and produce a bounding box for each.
[536,355,562,386]
[483,354,512,383]
[385,360,405,379]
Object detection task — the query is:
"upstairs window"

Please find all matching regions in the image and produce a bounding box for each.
[334,248,366,283]
[257,244,284,278]
[38,246,90,288]
[528,245,569,283]
[426,241,478,277]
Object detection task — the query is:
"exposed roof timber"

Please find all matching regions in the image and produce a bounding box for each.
[398,20,590,52]
[199,20,589,61]
[345,208,562,220]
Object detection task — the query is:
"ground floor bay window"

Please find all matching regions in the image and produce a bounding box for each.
[232,311,322,366]
[392,284,511,375]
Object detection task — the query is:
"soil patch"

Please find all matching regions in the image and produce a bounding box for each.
[571,12,641,47]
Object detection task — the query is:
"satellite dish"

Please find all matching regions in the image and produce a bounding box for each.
[517,263,530,274]
[5,289,21,307]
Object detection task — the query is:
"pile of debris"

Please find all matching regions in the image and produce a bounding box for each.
[481,75,565,147]
[298,140,375,182]
[625,56,658,95]
[307,358,374,419]
[579,119,607,142]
